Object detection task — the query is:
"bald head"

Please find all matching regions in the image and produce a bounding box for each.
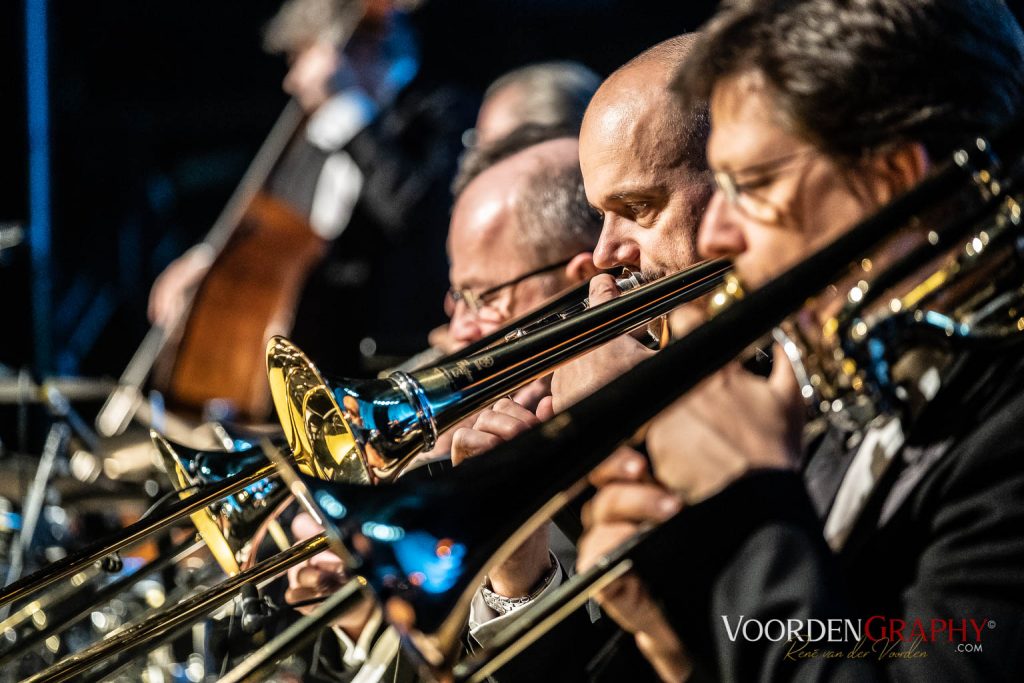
[579,34,712,278]
[584,34,708,173]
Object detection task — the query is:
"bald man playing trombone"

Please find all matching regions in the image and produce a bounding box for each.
[449,34,714,671]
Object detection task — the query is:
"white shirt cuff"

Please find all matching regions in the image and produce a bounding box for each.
[333,606,384,668]
[467,554,564,647]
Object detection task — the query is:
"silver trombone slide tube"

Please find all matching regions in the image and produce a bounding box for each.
[442,271,646,363]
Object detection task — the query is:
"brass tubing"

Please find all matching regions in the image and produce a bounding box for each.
[21,534,328,683]
[0,463,275,610]
[0,537,206,667]
[219,579,366,683]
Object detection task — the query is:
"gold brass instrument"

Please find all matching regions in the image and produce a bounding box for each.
[16,259,729,676]
[266,258,730,485]
[151,432,291,576]
[0,434,281,666]
[245,126,1024,681]
[0,265,712,616]
[0,462,275,612]
[19,534,336,683]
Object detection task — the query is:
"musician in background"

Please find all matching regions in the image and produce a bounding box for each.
[286,129,626,680]
[451,34,713,475]
[580,1,1024,680]
[469,61,601,149]
[425,61,601,355]
[450,29,711,638]
[149,0,476,379]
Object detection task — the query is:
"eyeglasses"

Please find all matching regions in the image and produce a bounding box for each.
[712,147,820,223]
[445,257,572,319]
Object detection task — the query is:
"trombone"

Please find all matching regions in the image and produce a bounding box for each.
[266,258,729,486]
[226,122,1024,682]
[17,259,730,676]
[0,261,723,617]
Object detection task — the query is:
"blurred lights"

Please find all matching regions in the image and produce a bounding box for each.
[362,521,405,542]
[391,532,467,594]
[145,587,166,609]
[316,491,347,519]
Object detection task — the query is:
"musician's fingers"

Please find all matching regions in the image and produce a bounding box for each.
[471,409,532,441]
[491,397,541,427]
[291,512,324,542]
[285,586,327,615]
[535,395,555,422]
[308,551,343,574]
[150,286,175,327]
[588,273,622,305]
[582,482,681,529]
[147,286,159,325]
[450,428,503,466]
[589,447,650,488]
[294,565,343,591]
[577,521,639,573]
[510,378,551,414]
[594,570,646,610]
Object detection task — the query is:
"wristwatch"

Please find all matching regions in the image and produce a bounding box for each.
[480,554,560,617]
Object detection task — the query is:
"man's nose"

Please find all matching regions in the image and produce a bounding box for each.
[697,192,747,260]
[593,218,642,270]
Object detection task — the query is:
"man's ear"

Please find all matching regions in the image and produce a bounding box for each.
[564,252,600,284]
[867,142,930,205]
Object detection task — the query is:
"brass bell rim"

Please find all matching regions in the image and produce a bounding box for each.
[265,335,372,484]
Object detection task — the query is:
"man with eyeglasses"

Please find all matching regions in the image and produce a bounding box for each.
[451,33,714,485]
[444,135,603,635]
[286,129,644,680]
[578,1,1024,681]
[446,34,714,680]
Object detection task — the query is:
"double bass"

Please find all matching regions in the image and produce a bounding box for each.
[97,100,327,435]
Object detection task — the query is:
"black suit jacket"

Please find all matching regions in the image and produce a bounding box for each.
[634,351,1024,682]
[283,73,478,377]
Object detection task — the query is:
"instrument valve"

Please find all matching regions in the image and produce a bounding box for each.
[97,551,123,574]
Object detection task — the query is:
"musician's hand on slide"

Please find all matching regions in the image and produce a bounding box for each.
[286,512,375,639]
[420,377,551,462]
[451,389,555,598]
[147,246,215,328]
[549,275,655,413]
[450,387,552,465]
[645,338,803,504]
[578,448,692,682]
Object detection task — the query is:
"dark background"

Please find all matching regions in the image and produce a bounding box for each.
[1,0,1023,453]
[0,0,719,382]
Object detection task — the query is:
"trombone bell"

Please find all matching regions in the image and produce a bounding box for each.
[152,433,289,575]
[267,336,377,485]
